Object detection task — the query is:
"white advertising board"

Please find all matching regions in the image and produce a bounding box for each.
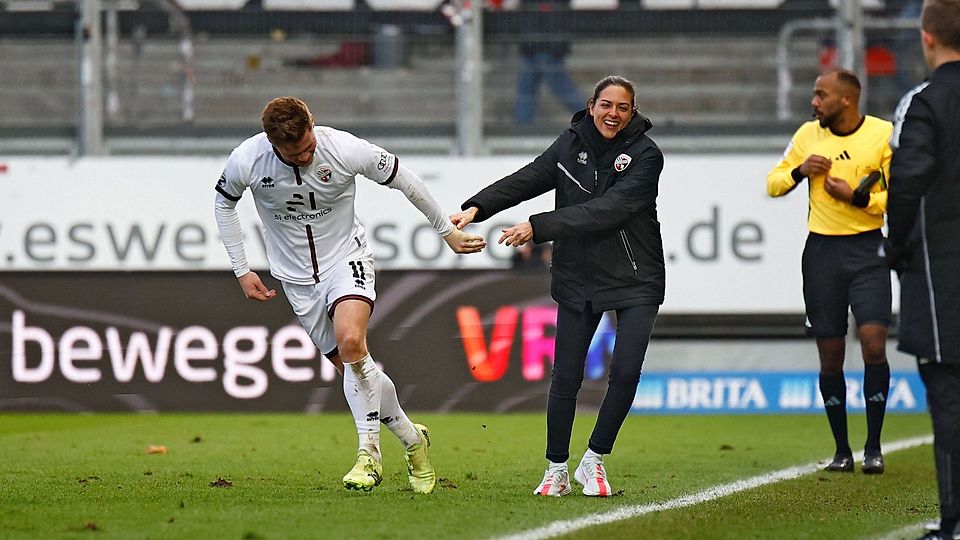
[0,154,896,312]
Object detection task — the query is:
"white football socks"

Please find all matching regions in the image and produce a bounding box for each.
[378,368,421,449]
[342,353,421,458]
[342,354,382,461]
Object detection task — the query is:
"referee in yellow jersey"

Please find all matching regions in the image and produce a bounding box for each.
[767,68,893,475]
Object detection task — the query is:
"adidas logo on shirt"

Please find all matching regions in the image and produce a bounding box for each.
[835,150,851,160]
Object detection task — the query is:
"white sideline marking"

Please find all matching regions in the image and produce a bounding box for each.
[494,435,933,540]
[867,520,931,540]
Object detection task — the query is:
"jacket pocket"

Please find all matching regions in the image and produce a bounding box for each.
[619,230,640,279]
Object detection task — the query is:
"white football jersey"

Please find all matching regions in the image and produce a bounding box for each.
[216,126,399,285]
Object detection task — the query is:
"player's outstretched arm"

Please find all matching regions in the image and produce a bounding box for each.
[237,271,277,302]
[443,228,486,254]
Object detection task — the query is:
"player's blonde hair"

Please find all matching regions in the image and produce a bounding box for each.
[261,97,314,146]
[923,0,960,51]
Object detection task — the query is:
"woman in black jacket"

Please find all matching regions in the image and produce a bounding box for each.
[451,75,665,497]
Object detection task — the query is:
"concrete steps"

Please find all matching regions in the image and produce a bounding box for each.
[0,34,829,129]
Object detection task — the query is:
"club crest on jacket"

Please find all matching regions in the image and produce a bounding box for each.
[614,154,632,172]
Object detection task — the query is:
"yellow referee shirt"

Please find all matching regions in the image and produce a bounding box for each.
[767,115,893,236]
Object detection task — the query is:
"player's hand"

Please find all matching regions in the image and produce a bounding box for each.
[443,228,486,254]
[799,155,832,178]
[824,175,854,204]
[450,207,478,230]
[499,222,534,247]
[238,271,277,302]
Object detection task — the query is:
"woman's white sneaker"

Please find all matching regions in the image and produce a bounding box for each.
[533,467,572,497]
[574,455,612,497]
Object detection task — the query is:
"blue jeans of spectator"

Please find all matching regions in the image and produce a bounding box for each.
[513,51,583,125]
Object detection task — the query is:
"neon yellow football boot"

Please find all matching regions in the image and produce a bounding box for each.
[342,449,383,492]
[404,424,436,494]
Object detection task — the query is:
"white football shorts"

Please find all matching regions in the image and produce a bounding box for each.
[282,242,376,357]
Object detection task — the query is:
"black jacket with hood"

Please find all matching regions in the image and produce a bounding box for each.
[462,109,665,312]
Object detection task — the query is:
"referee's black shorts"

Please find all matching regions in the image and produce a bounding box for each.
[801,229,892,338]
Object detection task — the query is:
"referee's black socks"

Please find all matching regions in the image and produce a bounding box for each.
[819,372,851,456]
[863,362,890,452]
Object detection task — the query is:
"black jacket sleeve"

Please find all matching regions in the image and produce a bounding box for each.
[461,140,559,222]
[530,145,663,243]
[887,92,938,266]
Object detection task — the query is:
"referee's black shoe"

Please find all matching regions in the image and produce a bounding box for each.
[861,450,885,475]
[824,452,854,472]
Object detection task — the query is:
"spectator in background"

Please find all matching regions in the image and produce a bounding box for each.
[213,96,485,494]
[767,69,893,475]
[452,76,664,498]
[884,1,960,537]
[513,0,584,124]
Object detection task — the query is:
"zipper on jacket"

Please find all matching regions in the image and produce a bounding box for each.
[594,170,598,189]
[619,230,639,278]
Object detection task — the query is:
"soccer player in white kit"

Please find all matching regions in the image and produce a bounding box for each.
[214,97,486,493]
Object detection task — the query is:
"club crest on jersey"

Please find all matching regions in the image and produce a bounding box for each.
[577,151,588,165]
[316,164,332,183]
[614,154,632,172]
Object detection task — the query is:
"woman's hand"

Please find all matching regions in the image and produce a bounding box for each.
[499,222,534,247]
[450,207,479,230]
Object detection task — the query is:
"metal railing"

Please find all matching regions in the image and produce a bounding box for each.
[776,16,921,121]
[77,0,194,155]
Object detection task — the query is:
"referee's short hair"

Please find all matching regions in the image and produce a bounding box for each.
[824,68,862,96]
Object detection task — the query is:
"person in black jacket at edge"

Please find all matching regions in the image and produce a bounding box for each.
[884,1,960,538]
[450,75,664,498]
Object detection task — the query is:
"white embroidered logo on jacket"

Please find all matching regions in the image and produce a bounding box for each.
[614,154,632,172]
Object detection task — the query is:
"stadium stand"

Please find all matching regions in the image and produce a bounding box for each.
[0,1,921,154]
[0,35,819,146]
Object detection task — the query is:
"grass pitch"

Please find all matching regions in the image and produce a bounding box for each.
[0,413,937,539]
